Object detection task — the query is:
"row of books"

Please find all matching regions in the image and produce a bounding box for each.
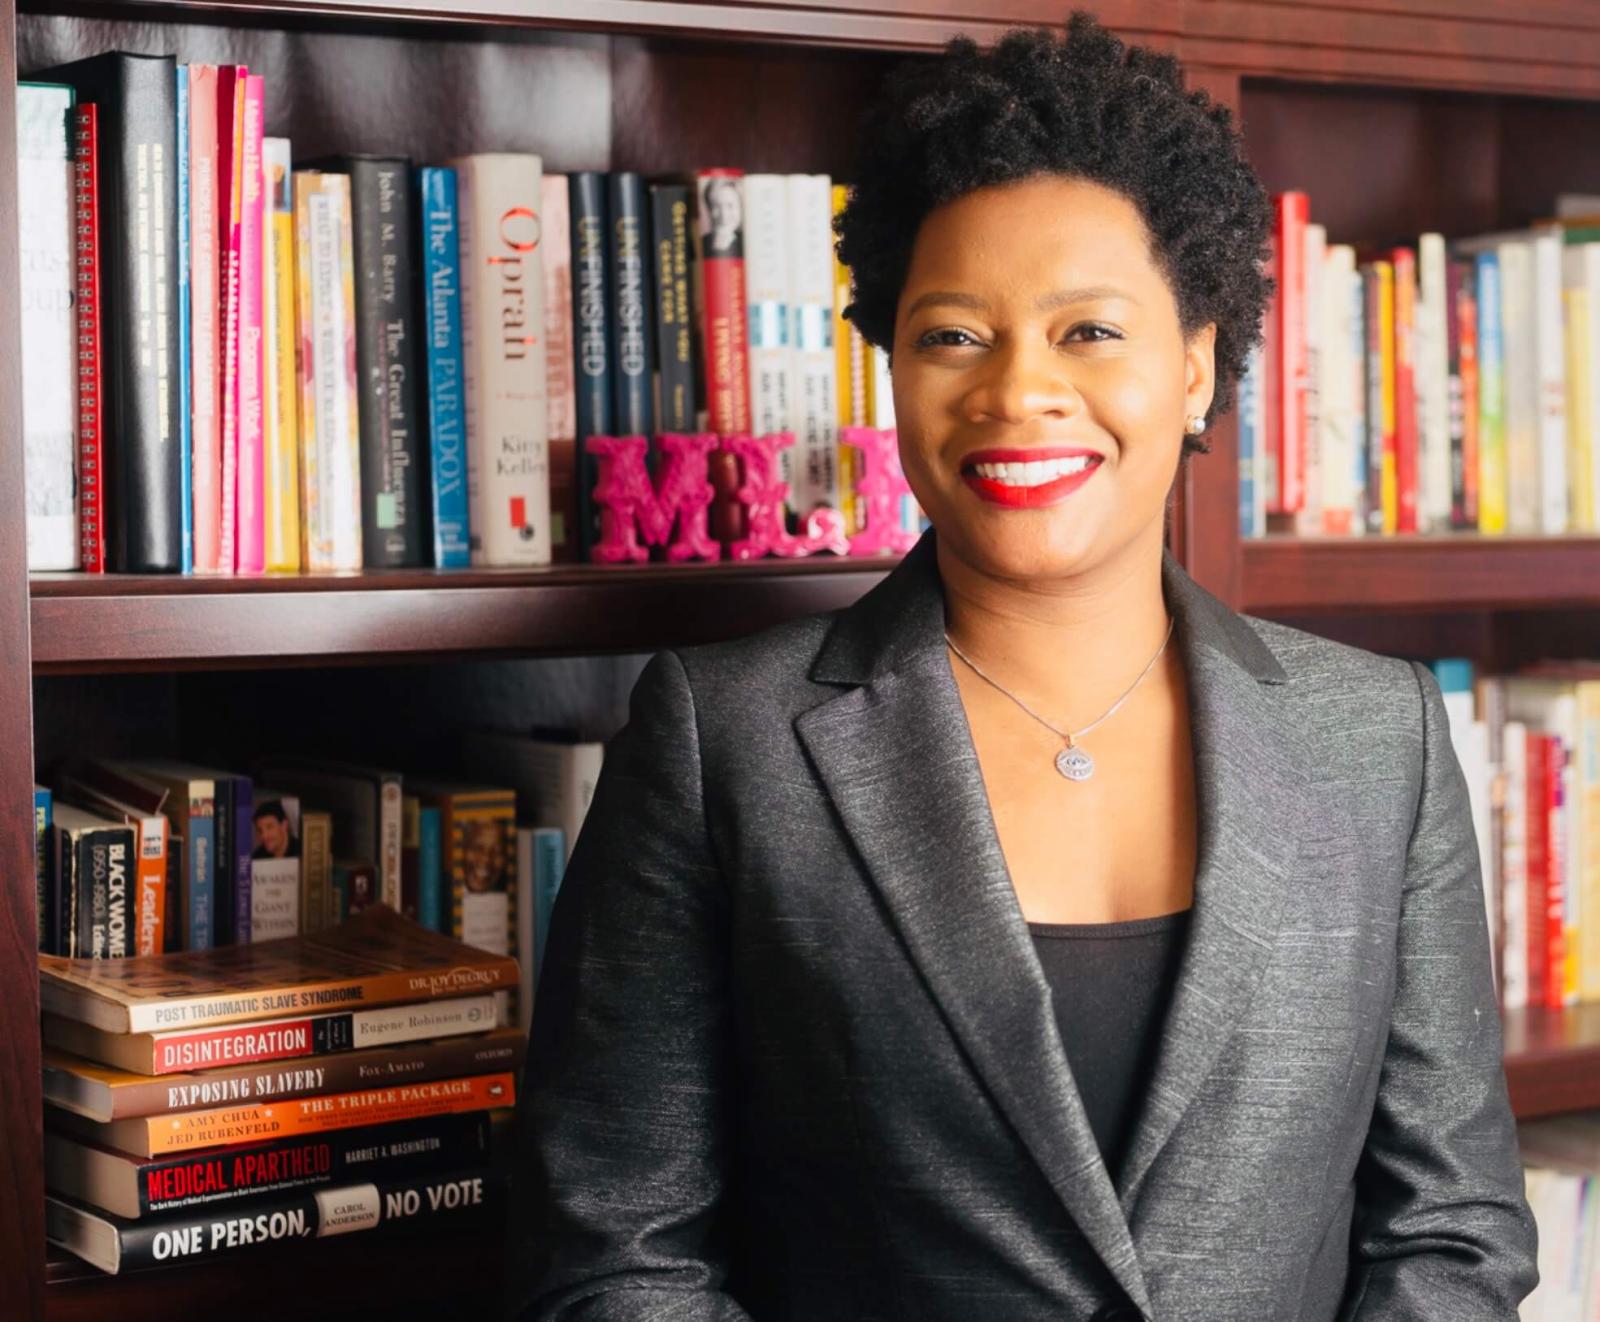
[31,735,601,1028]
[42,906,523,1273]
[1240,189,1600,540]
[17,51,913,578]
[1519,1114,1600,1319]
[1440,656,1600,1013]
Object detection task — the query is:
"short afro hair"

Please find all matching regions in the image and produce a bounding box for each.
[834,10,1274,458]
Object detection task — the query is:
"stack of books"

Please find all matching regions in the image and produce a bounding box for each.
[1518,1114,1600,1317]
[41,906,522,1274]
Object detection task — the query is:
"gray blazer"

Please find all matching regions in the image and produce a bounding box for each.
[507,528,1539,1322]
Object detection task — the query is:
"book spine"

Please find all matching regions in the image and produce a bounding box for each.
[35,788,53,953]
[455,153,551,566]
[1526,728,1549,1008]
[176,66,193,573]
[295,173,363,570]
[185,784,215,952]
[695,168,751,437]
[235,74,266,574]
[18,84,79,570]
[263,138,301,571]
[1565,285,1593,533]
[134,814,166,957]
[145,993,500,1073]
[129,1071,514,1155]
[649,183,695,434]
[607,170,654,444]
[211,778,234,946]
[103,1164,503,1270]
[55,825,76,956]
[1533,230,1569,533]
[569,171,612,558]
[742,174,791,458]
[1501,242,1540,534]
[187,66,220,572]
[1418,232,1451,532]
[1446,256,1467,529]
[1476,251,1507,534]
[541,173,577,563]
[1293,222,1324,536]
[218,68,245,575]
[1391,248,1418,535]
[418,166,470,569]
[110,55,183,570]
[831,182,859,533]
[400,795,421,922]
[786,174,840,517]
[73,104,105,574]
[1275,192,1309,515]
[299,809,332,933]
[1457,262,1479,530]
[1578,685,1600,1002]
[1546,734,1569,1010]
[532,826,565,992]
[418,805,442,932]
[232,776,255,945]
[130,1111,493,1216]
[347,157,425,568]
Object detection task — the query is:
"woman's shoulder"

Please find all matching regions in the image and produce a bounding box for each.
[1239,611,1431,720]
[662,607,847,702]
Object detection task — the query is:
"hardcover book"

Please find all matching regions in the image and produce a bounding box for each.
[418,165,470,569]
[45,1110,493,1219]
[39,903,518,1034]
[34,51,182,572]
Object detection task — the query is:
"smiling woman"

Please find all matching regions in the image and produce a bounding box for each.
[509,12,1539,1322]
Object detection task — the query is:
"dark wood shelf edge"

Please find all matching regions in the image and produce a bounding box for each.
[1240,534,1600,615]
[28,558,898,672]
[1504,1002,1600,1119]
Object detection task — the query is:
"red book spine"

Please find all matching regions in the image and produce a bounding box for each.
[1275,191,1309,514]
[696,168,751,435]
[73,104,105,575]
[1262,232,1282,515]
[1546,734,1568,1010]
[1390,247,1419,533]
[1455,261,1480,529]
[1525,729,1549,1009]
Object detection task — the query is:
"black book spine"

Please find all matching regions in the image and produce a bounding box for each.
[343,157,426,568]
[136,1110,493,1216]
[54,827,74,956]
[606,172,655,442]
[569,172,613,559]
[109,1165,505,1271]
[650,184,695,433]
[76,831,105,960]
[34,52,181,572]
[211,778,233,946]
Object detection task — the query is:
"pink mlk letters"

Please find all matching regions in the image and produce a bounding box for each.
[724,432,850,560]
[587,433,722,563]
[842,427,919,556]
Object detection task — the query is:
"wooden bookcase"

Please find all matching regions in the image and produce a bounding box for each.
[8,1,1600,1315]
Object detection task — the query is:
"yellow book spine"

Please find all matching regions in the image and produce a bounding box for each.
[1377,261,1397,534]
[265,149,301,573]
[832,184,858,532]
[292,174,321,570]
[1565,286,1594,532]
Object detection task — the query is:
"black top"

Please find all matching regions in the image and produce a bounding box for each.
[1027,907,1194,1185]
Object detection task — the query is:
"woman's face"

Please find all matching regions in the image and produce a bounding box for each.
[890,173,1215,585]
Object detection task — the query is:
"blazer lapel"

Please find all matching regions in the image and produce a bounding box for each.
[795,530,1148,1315]
[793,529,1311,1315]
[1114,556,1311,1213]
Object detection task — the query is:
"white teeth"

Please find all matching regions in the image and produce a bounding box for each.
[971,456,1096,486]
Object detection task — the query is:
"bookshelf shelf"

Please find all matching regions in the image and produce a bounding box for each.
[1240,534,1600,615]
[1504,1003,1600,1120]
[27,558,897,673]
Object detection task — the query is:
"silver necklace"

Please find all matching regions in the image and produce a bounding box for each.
[943,616,1176,782]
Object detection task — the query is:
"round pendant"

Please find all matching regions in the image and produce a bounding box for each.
[1055,744,1095,781]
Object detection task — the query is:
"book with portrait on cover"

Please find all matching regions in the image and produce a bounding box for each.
[39,903,518,1034]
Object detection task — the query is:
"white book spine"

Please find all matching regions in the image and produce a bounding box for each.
[1498,241,1541,535]
[1293,223,1325,535]
[1318,244,1357,534]
[786,174,839,515]
[305,177,362,571]
[1418,233,1452,533]
[18,85,79,570]
[453,153,551,567]
[1533,228,1569,534]
[742,175,792,458]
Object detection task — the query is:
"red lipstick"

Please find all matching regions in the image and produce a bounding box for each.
[959,447,1104,509]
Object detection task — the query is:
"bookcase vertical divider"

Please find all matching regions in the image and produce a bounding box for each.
[0,0,47,1314]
